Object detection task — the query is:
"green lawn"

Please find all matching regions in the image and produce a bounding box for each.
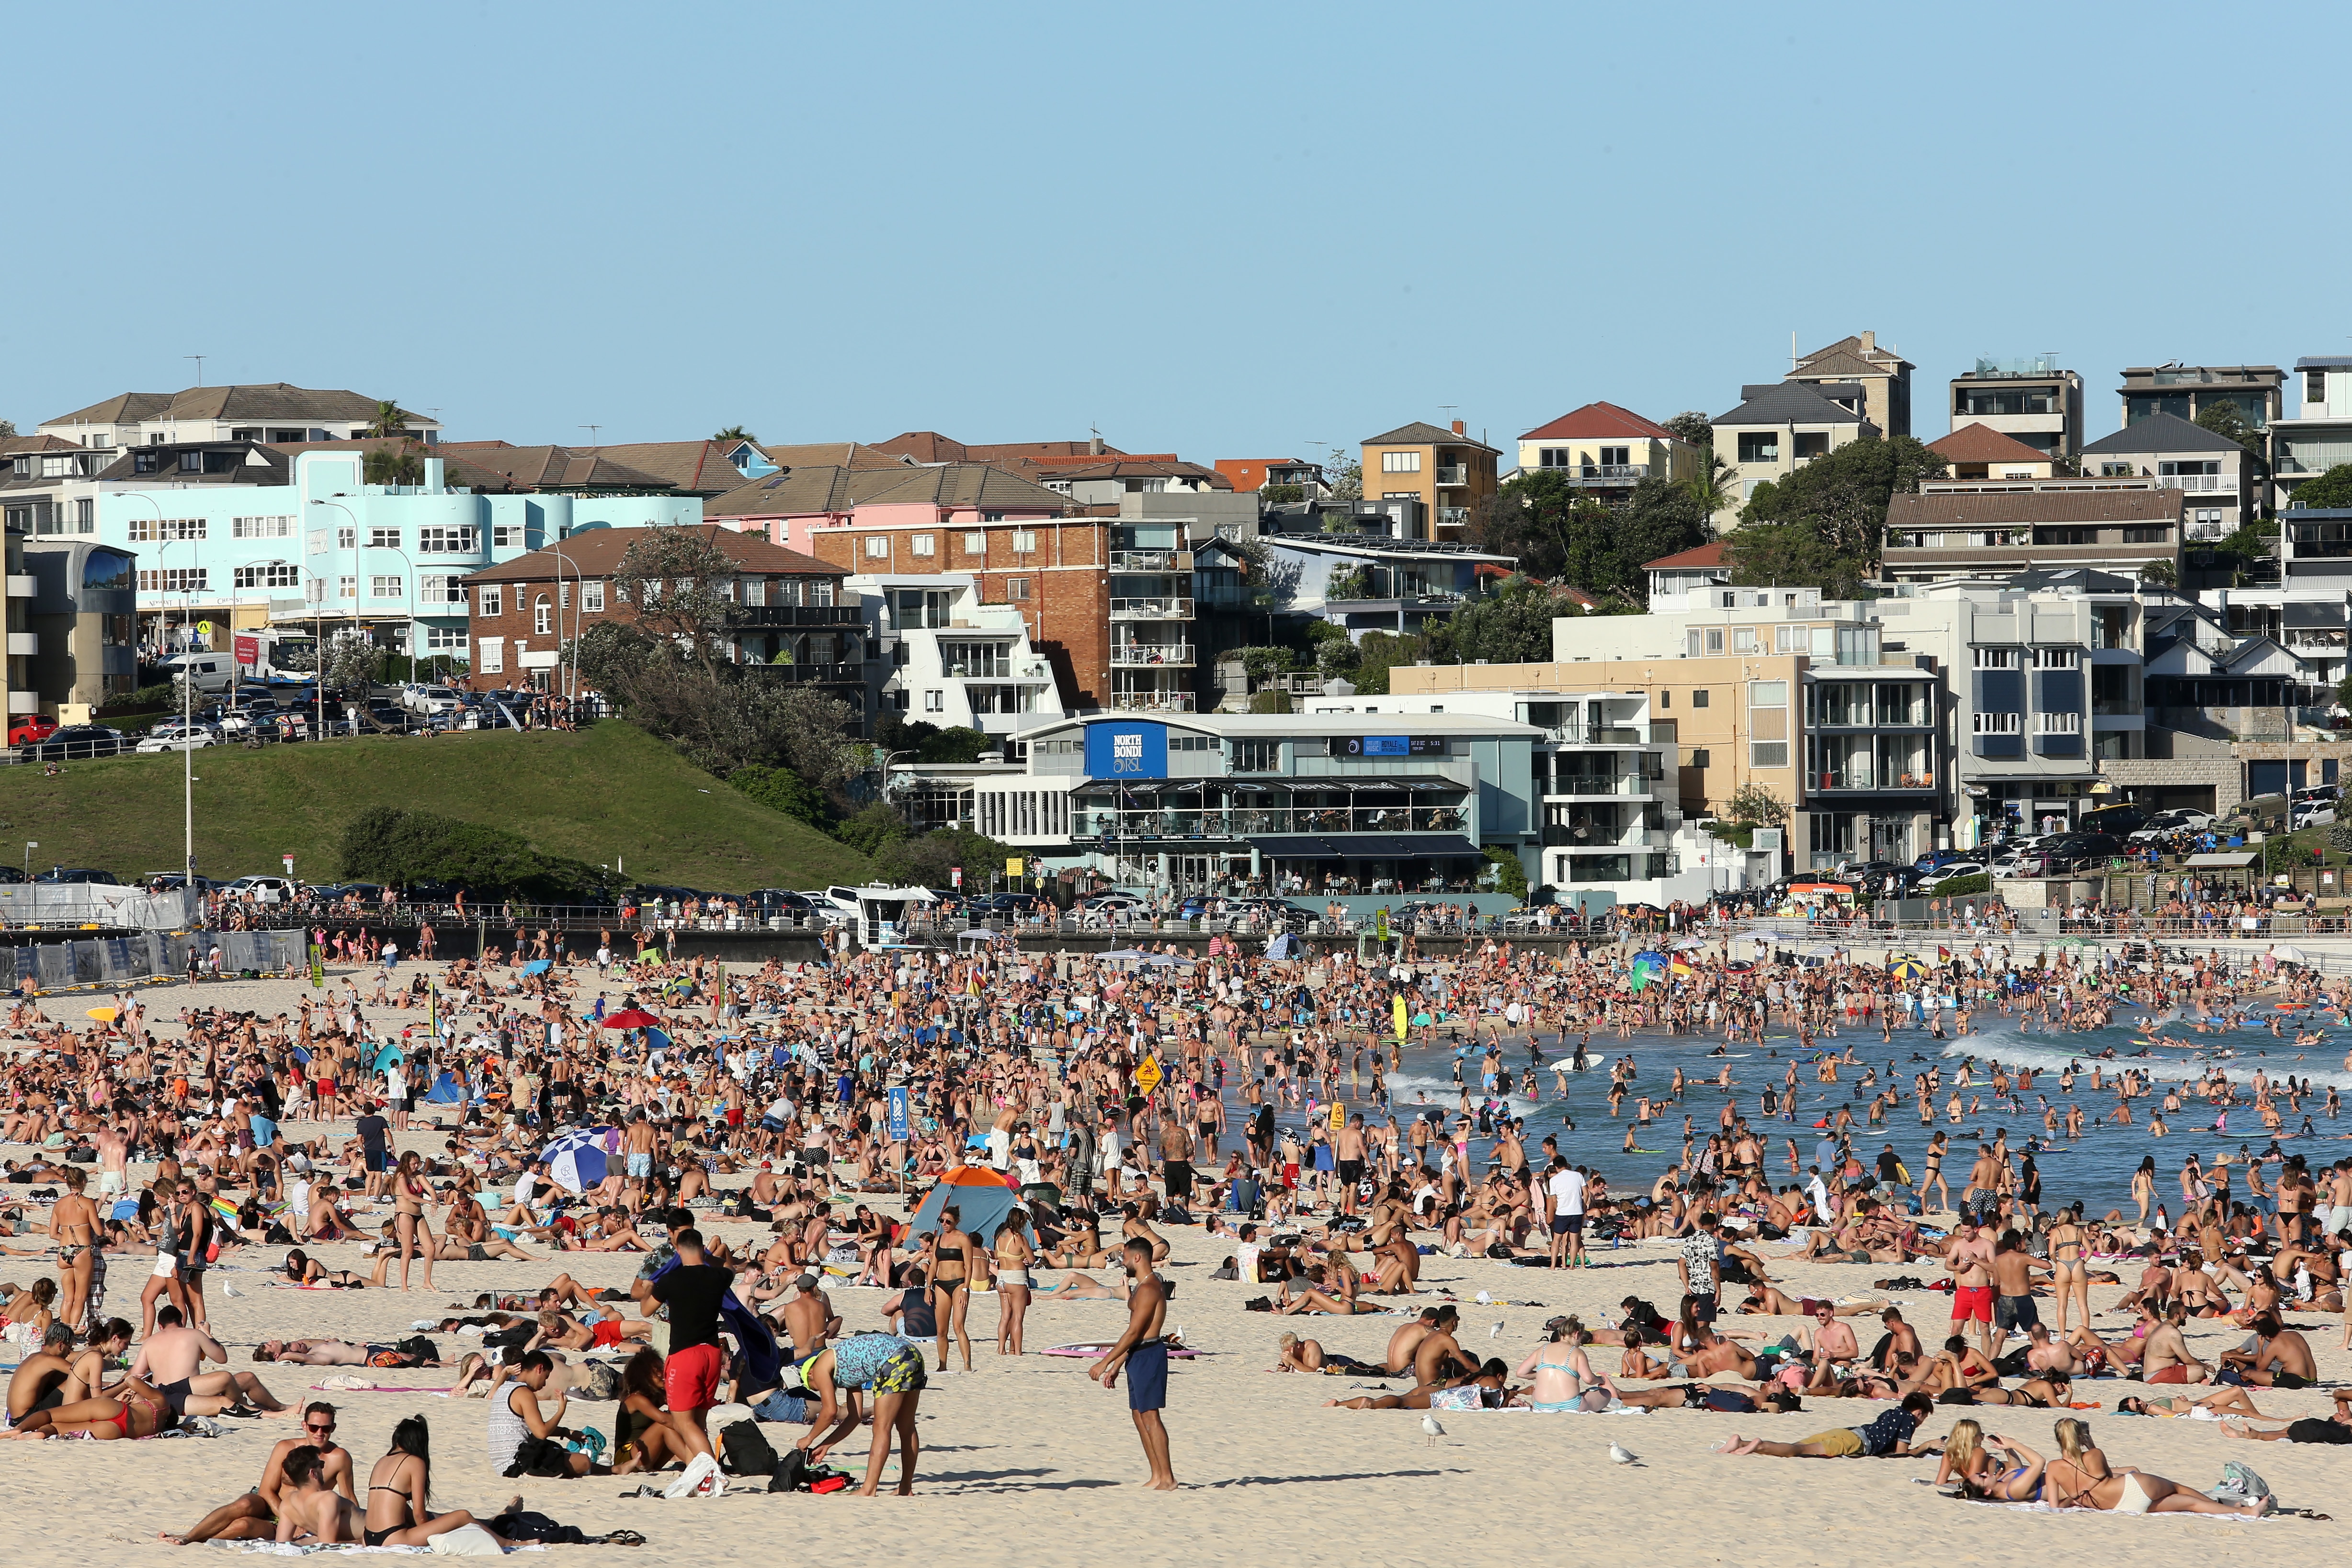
[0,721,870,890]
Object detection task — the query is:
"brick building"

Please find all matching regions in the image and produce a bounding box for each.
[460,525,861,714]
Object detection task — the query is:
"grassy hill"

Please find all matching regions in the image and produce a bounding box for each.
[0,721,870,891]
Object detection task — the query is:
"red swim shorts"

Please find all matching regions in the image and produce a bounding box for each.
[1950,1285,1993,1323]
[2147,1364,2191,1385]
[591,1318,625,1349]
[664,1341,724,1412]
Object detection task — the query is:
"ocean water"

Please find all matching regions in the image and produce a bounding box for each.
[1217,1004,2352,1218]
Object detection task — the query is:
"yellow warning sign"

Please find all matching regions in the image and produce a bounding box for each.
[1133,1055,1163,1094]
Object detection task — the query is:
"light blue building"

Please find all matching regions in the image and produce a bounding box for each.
[101,450,701,664]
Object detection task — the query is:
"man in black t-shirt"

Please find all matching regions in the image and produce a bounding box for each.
[645,1229,728,1463]
[354,1107,391,1199]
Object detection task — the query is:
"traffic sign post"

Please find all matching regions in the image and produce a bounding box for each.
[887,1085,910,1143]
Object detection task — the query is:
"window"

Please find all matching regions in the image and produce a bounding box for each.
[534,598,552,635]
[1704,627,1725,654]
[1599,445,1629,467]
[864,536,889,559]
[338,576,356,601]
[1972,646,2021,669]
[1747,679,1787,766]
[2122,526,2170,544]
[1658,690,1671,709]
[1692,689,1709,707]
[1011,530,1037,554]
[1538,447,1572,469]
[419,575,461,605]
[1775,625,1806,653]
[136,568,209,593]
[1737,432,1780,463]
[1170,733,1216,751]
[1732,627,1757,652]
[923,690,943,713]
[1232,739,1282,772]
[1750,742,1788,767]
[1972,711,2022,734]
[417,526,479,553]
[178,452,202,472]
[478,585,503,617]
[233,562,300,590]
[478,637,504,673]
[40,455,70,477]
[1688,748,1711,768]
[126,516,206,542]
[493,523,523,548]
[1214,523,1242,540]
[69,499,93,534]
[230,515,294,539]
[940,641,1011,677]
[962,532,985,556]
[1379,451,1423,474]
[370,575,404,599]
[807,578,833,606]
[132,452,157,474]
[2309,369,2328,407]
[2031,647,2079,669]
[422,626,466,652]
[583,580,605,613]
[910,534,935,557]
[1005,578,1031,601]
[367,527,399,549]
[2034,710,2082,734]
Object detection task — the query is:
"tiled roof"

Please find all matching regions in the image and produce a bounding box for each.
[704,462,1073,518]
[2079,412,2247,456]
[1714,383,1869,428]
[572,442,754,495]
[1885,490,2183,526]
[465,523,844,585]
[1518,401,1678,442]
[1363,420,1498,452]
[1644,542,1729,570]
[1927,423,2054,465]
[43,384,427,427]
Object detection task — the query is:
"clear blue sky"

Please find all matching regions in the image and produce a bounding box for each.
[9,3,2348,466]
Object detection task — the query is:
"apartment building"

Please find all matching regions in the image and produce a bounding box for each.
[1927,423,2057,481]
[1708,383,1874,529]
[2079,414,2253,540]
[461,525,858,701]
[1882,487,2183,582]
[21,539,139,707]
[1361,420,1500,541]
[1513,403,1697,503]
[36,384,441,453]
[1644,542,1732,608]
[2118,364,2283,439]
[851,573,1068,739]
[1946,357,2084,460]
[1787,332,1914,437]
[2269,355,2352,509]
[1212,458,1329,499]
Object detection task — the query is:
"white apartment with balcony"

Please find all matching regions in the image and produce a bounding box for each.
[1946,357,2084,459]
[2079,413,2252,539]
[855,573,1068,737]
[2271,356,2352,511]
[1513,402,1696,500]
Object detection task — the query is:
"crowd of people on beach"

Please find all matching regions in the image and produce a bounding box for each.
[0,918,2341,1529]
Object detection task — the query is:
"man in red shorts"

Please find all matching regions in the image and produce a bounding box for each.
[644,1228,728,1463]
[1944,1219,1996,1354]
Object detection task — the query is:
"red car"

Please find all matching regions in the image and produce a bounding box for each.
[6,716,55,748]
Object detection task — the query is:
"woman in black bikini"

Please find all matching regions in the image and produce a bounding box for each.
[925,1206,976,1374]
[364,1415,511,1548]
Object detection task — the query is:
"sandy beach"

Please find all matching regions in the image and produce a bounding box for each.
[0,970,2341,1564]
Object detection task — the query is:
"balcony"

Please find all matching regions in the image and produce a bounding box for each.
[6,633,34,657]
[1436,508,1470,528]
[1810,770,1935,792]
[728,603,865,628]
[1545,775,1651,799]
[7,690,36,714]
[1111,644,1194,668]
[746,661,864,684]
[1555,464,1651,486]
[1110,596,1193,621]
[1071,802,1467,840]
[2154,474,2235,493]
[1110,691,1196,713]
[1108,549,1192,572]
[3,576,33,598]
[1435,466,1469,487]
[1547,724,1649,744]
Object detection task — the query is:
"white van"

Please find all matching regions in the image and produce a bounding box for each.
[163,653,236,694]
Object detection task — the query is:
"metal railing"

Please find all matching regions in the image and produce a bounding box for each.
[1551,463,1651,484]
[1108,550,1193,572]
[1544,774,1651,797]
[1111,643,1194,668]
[1435,466,1469,487]
[1071,805,1466,838]
[1109,691,1197,713]
[1109,597,1193,620]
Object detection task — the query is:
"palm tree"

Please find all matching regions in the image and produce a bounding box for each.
[368,400,409,438]
[1682,448,1740,521]
[364,447,424,486]
[713,425,753,443]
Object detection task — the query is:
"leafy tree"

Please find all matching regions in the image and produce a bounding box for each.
[2215,523,2276,589]
[833,802,909,857]
[1663,411,1713,448]
[1424,575,1563,666]
[574,618,860,783]
[1238,647,1295,681]
[0,420,16,438]
[363,444,425,486]
[338,806,600,898]
[727,762,831,829]
[1325,446,1362,501]
[1468,472,1709,603]
[1323,565,1371,598]
[2291,463,2352,510]
[1682,448,1741,520]
[1346,629,1429,696]
[607,528,742,678]
[1263,483,1304,504]
[2194,401,2267,470]
[366,401,409,438]
[1729,434,1945,595]
[1727,780,1787,826]
[874,826,1012,890]
[713,425,754,442]
[1480,844,1529,899]
[2137,557,2178,588]
[1314,636,1360,675]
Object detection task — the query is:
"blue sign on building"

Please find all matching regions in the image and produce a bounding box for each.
[1084,720,1168,779]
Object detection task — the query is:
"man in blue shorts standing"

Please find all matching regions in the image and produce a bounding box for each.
[1091,1236,1176,1489]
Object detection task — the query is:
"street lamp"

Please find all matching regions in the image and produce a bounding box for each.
[547,541,582,703]
[309,499,362,738]
[116,492,197,880]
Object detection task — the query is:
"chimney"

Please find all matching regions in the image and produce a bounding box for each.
[1089,435,1104,455]
[1860,331,1876,352]
[1450,420,1465,436]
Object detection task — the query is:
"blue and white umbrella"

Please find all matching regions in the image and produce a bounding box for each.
[540,1126,614,1194]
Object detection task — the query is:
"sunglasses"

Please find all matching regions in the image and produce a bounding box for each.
[306,1422,336,1434]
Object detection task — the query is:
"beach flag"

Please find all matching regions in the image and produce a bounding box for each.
[1670,954,1692,978]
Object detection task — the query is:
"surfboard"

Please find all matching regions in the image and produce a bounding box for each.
[1040,1343,1198,1359]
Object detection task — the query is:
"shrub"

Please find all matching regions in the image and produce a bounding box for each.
[337,806,600,898]
[1930,873,1990,899]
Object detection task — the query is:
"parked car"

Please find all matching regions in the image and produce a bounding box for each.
[135,718,222,753]
[1916,860,1987,893]
[223,875,300,904]
[6,716,57,748]
[29,725,124,761]
[34,867,120,885]
[2294,804,2337,830]
[1912,849,1969,872]
[404,684,466,716]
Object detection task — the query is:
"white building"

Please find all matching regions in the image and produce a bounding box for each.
[854,573,1067,739]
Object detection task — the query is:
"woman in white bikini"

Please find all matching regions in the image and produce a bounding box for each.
[991,1218,1034,1357]
[2043,1417,2271,1516]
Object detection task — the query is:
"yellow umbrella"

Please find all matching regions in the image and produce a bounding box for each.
[86,1006,118,1023]
[1886,957,1929,982]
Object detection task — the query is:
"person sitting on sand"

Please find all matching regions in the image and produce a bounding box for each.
[530,1305,656,1354]
[1,1375,174,1439]
[2043,1416,2272,1514]
[164,1401,354,1544]
[280,1250,368,1287]
[1277,1256,1362,1316]
[1273,1332,1378,1374]
[1926,1420,2049,1501]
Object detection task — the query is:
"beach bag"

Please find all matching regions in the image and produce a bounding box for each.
[503,1436,576,1478]
[720,1419,778,1476]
